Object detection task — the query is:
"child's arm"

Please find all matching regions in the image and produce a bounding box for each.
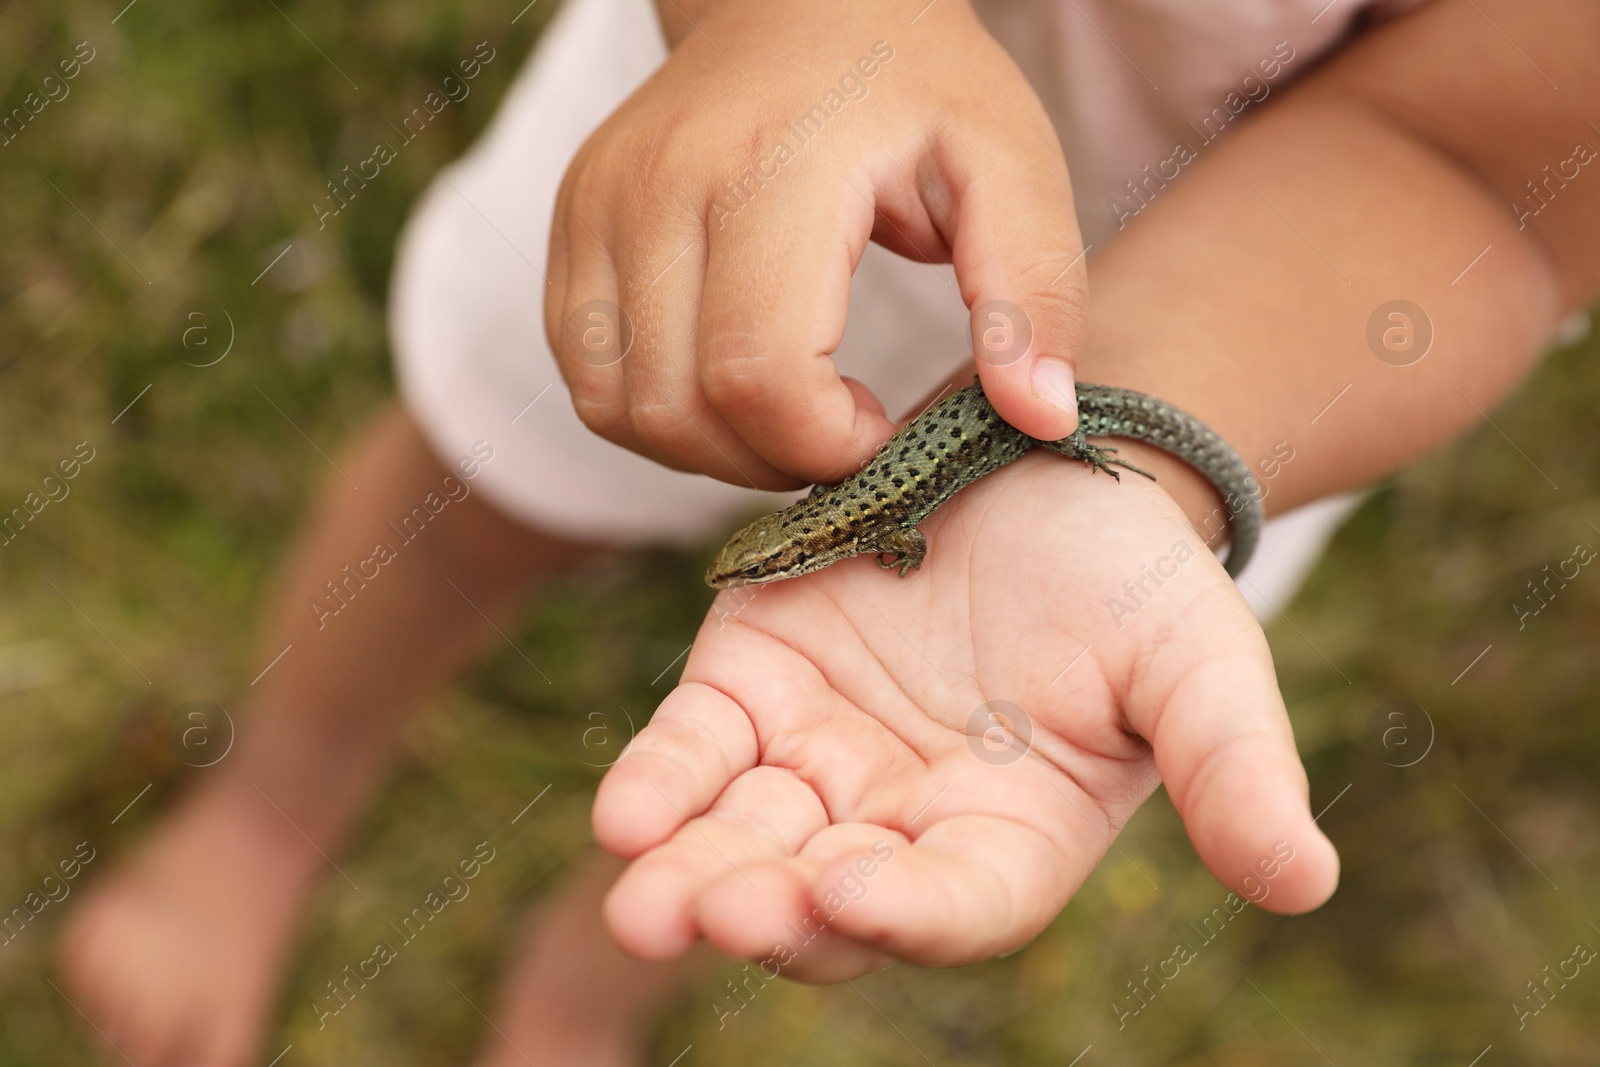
[544,0,1091,490]
[592,0,1600,977]
[1068,0,1597,531]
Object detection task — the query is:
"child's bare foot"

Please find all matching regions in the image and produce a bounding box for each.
[475,852,706,1067]
[59,777,328,1067]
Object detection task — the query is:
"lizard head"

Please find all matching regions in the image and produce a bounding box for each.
[705,513,821,588]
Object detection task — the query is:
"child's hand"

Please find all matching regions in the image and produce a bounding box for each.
[592,454,1339,977]
[546,0,1087,490]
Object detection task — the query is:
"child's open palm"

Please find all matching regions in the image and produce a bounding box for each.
[593,452,1340,979]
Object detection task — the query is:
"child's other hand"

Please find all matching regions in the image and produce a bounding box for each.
[591,454,1339,977]
[546,0,1086,489]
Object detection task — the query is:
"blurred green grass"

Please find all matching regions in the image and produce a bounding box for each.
[2,0,1598,1063]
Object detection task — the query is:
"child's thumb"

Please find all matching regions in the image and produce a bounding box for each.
[942,122,1088,441]
[1137,604,1342,915]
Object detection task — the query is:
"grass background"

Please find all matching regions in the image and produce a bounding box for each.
[2,0,1598,1063]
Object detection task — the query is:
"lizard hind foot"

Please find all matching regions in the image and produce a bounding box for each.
[872,527,928,578]
[875,551,923,577]
[1107,455,1157,482]
[1052,432,1156,483]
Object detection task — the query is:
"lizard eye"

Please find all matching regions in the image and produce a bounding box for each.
[742,565,763,578]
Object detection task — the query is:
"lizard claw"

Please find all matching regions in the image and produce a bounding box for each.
[874,551,923,577]
[1109,457,1157,482]
[1050,432,1157,483]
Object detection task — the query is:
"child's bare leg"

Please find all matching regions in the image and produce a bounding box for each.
[59,405,606,1067]
[480,852,712,1067]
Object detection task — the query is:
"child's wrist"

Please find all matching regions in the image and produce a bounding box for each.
[1099,440,1231,555]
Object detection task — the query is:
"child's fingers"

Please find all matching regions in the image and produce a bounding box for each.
[816,814,1081,966]
[699,814,1086,969]
[593,681,760,858]
[695,822,906,981]
[936,103,1088,442]
[694,857,895,983]
[603,766,828,961]
[608,229,800,487]
[548,204,641,453]
[1133,601,1341,914]
[696,175,898,485]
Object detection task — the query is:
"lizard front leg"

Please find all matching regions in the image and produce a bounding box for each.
[872,526,927,577]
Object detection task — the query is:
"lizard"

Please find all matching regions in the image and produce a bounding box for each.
[706,380,1262,588]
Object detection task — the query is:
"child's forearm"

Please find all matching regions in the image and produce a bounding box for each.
[1032,0,1598,529]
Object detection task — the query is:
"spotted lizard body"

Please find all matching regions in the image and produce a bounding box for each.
[706,381,1261,588]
